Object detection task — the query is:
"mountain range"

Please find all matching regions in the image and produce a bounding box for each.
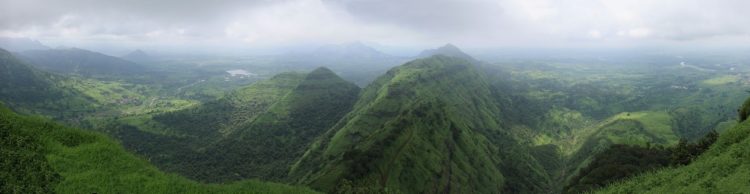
[1,43,748,193]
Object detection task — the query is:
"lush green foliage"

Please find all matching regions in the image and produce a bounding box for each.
[739,96,750,122]
[152,72,306,139]
[565,130,717,193]
[0,105,60,193]
[0,104,320,194]
[112,67,360,183]
[564,144,671,194]
[597,119,749,193]
[291,55,551,193]
[0,48,97,118]
[5,42,750,194]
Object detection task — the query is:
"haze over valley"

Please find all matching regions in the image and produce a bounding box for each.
[3,0,750,193]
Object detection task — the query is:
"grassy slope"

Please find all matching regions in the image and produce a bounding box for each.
[151,72,305,137]
[0,104,319,194]
[291,55,550,193]
[1,48,179,127]
[561,111,679,184]
[0,48,97,117]
[597,118,750,193]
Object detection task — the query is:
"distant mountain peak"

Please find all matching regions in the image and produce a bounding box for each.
[0,37,50,52]
[309,42,391,59]
[442,43,459,49]
[305,67,348,82]
[417,43,475,61]
[310,66,335,74]
[122,49,153,63]
[17,48,147,77]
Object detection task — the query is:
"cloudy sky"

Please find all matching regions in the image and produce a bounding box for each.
[2,0,750,52]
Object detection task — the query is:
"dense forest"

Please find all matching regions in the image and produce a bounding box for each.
[2,42,750,194]
[0,103,319,193]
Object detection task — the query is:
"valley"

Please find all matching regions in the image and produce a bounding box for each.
[6,0,750,193]
[2,42,749,193]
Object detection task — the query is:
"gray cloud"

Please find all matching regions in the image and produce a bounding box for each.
[1,0,750,49]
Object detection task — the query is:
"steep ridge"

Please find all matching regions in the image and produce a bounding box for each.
[116,67,360,183]
[152,72,307,141]
[1,48,166,125]
[290,55,550,193]
[550,111,681,192]
[0,48,98,118]
[0,104,320,193]
[280,42,406,86]
[597,98,750,193]
[194,67,361,181]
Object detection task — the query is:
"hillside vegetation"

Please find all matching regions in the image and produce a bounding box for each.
[112,67,361,183]
[0,104,319,194]
[290,55,551,193]
[597,115,748,193]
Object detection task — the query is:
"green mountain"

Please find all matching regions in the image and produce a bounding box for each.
[289,55,551,193]
[150,72,308,141]
[122,49,155,63]
[0,48,97,118]
[0,48,151,122]
[561,111,680,182]
[115,67,361,183]
[417,44,476,61]
[595,99,750,193]
[280,42,407,87]
[0,103,319,194]
[18,48,148,78]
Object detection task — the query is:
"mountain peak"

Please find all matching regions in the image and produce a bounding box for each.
[441,43,459,50]
[311,66,334,74]
[417,43,475,61]
[123,49,153,62]
[0,37,50,52]
[309,42,390,60]
[305,67,354,85]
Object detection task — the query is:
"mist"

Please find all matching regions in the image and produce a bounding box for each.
[3,0,750,55]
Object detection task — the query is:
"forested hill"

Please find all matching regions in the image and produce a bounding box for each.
[596,97,750,193]
[0,48,150,122]
[112,67,361,183]
[0,103,320,193]
[0,48,96,117]
[289,55,552,193]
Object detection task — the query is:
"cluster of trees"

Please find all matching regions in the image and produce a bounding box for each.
[564,130,719,194]
[739,96,750,121]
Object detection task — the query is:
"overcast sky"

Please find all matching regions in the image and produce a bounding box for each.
[2,0,750,52]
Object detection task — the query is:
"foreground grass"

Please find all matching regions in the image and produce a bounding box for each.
[597,119,750,193]
[0,105,320,194]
